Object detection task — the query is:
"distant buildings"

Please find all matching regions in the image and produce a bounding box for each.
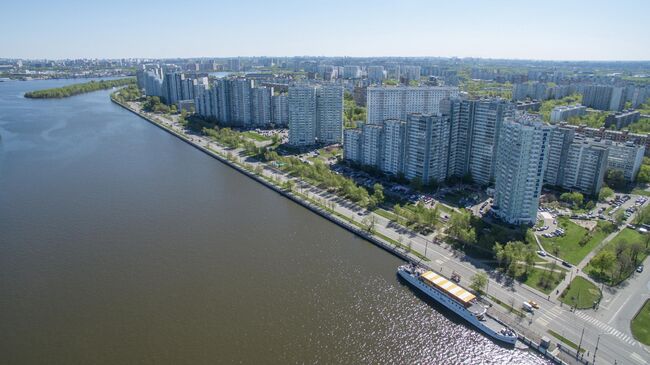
[550,104,587,123]
[493,115,551,225]
[288,84,343,146]
[192,77,288,128]
[343,65,361,79]
[582,85,625,111]
[367,66,385,85]
[366,86,459,125]
[401,66,421,84]
[604,110,640,129]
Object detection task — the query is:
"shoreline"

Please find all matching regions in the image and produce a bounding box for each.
[110,97,416,263]
[110,96,569,365]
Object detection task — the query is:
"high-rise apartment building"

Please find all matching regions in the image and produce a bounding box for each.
[493,115,551,225]
[606,141,645,182]
[561,137,609,196]
[316,84,344,144]
[361,124,383,167]
[271,94,289,127]
[404,114,450,184]
[366,86,459,125]
[381,120,407,175]
[367,66,385,85]
[288,84,343,146]
[467,99,513,185]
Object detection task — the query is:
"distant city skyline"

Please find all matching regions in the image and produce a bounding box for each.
[3,0,650,61]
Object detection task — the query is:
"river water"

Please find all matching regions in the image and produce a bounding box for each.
[0,79,550,364]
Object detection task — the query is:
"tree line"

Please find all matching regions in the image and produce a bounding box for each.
[25,78,135,98]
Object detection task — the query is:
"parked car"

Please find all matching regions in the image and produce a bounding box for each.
[637,265,644,273]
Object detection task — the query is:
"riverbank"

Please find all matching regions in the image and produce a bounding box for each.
[25,78,134,98]
[111,96,574,365]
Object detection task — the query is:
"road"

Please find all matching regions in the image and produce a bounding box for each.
[126,101,650,365]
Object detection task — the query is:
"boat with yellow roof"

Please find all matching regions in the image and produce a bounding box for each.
[397,263,517,345]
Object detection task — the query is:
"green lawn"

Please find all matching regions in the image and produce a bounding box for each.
[631,188,650,197]
[559,277,602,309]
[522,267,566,294]
[585,228,647,285]
[539,218,614,265]
[548,329,586,353]
[242,131,270,141]
[631,300,650,345]
[374,208,397,221]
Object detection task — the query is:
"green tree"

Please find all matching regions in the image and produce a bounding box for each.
[598,187,614,201]
[605,169,626,189]
[469,272,488,295]
[372,183,385,205]
[591,250,616,277]
[448,210,476,244]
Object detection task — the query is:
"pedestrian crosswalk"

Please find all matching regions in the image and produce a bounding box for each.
[534,306,637,347]
[574,311,637,346]
[534,305,563,327]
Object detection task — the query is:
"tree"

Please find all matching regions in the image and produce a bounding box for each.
[469,272,488,295]
[637,163,650,184]
[372,183,385,205]
[598,187,614,201]
[614,210,626,226]
[448,210,476,244]
[591,250,616,278]
[560,191,584,208]
[605,169,626,190]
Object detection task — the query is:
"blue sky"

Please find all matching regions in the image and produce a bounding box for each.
[2,0,649,60]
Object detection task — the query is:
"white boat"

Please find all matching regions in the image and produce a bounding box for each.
[398,264,517,345]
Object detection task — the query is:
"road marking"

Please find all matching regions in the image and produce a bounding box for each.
[631,352,647,364]
[535,317,549,327]
[608,293,634,324]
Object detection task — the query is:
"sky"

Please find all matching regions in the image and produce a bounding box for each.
[2,0,649,61]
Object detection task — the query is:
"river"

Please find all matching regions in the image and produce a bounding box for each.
[0,79,551,364]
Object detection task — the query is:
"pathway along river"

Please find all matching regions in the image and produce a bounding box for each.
[0,79,551,364]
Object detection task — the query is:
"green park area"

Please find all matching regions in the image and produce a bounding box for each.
[559,277,602,309]
[586,228,648,286]
[241,131,270,142]
[631,300,650,345]
[539,217,616,265]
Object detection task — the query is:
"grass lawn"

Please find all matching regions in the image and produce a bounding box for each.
[521,266,566,294]
[242,131,270,141]
[374,208,398,221]
[631,300,650,345]
[548,329,586,353]
[539,218,614,265]
[559,277,602,309]
[585,228,647,285]
[631,188,650,197]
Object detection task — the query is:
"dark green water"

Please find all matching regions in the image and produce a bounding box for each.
[0,79,550,364]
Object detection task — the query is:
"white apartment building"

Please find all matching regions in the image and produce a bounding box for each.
[288,84,343,146]
[404,114,450,184]
[366,86,459,125]
[606,141,645,181]
[493,115,551,225]
[382,119,407,175]
[550,104,587,123]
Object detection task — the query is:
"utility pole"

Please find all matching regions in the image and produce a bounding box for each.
[425,238,429,257]
[577,327,584,358]
[593,334,600,364]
